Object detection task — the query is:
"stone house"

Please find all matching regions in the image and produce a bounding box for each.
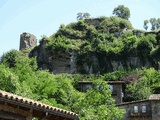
[78,81,125,104]
[117,94,160,120]
[0,90,79,120]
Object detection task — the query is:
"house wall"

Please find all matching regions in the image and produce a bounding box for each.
[78,83,93,92]
[110,83,123,104]
[151,100,160,120]
[78,82,124,104]
[118,100,152,120]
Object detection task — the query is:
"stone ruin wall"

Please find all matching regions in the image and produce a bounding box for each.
[19,32,37,50]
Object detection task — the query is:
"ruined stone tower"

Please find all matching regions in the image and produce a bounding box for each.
[19,32,37,50]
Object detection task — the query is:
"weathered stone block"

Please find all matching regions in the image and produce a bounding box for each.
[19,32,37,50]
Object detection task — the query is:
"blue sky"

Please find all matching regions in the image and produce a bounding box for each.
[0,0,159,56]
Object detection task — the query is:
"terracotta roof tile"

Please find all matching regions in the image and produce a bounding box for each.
[0,90,78,118]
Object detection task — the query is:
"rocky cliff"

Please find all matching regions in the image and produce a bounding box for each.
[28,17,160,74]
[29,40,77,74]
[30,42,160,74]
[20,32,37,50]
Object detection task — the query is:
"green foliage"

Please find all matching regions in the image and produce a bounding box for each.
[127,81,152,100]
[53,74,83,110]
[74,80,125,120]
[30,70,58,104]
[150,45,160,58]
[77,12,91,20]
[3,7,160,119]
[0,51,125,119]
[126,68,160,100]
[1,49,19,67]
[103,68,134,81]
[143,20,149,30]
[150,18,157,30]
[157,18,160,30]
[113,5,130,20]
[121,34,138,56]
[137,34,156,61]
[108,39,124,57]
[45,16,134,59]
[99,16,133,33]
[0,64,19,92]
[46,36,80,53]
[144,18,160,30]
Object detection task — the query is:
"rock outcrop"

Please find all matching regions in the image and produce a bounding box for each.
[29,39,160,74]
[19,32,37,50]
[27,17,160,74]
[29,40,77,74]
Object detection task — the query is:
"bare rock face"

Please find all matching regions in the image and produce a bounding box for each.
[29,40,77,74]
[19,32,37,50]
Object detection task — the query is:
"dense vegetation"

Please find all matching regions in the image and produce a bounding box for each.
[2,49,160,119]
[1,5,160,120]
[0,50,125,119]
[46,17,160,60]
[44,15,160,74]
[46,16,133,55]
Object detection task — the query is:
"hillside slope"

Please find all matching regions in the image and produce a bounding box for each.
[29,16,160,74]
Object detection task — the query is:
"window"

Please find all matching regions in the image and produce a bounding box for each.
[142,105,146,113]
[109,85,113,91]
[121,92,124,98]
[134,106,138,113]
[86,84,92,89]
[85,84,92,91]
[96,84,103,91]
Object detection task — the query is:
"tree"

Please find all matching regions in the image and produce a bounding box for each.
[150,18,157,30]
[73,80,125,120]
[1,49,19,68]
[126,68,159,100]
[83,12,90,19]
[113,5,130,20]
[143,20,149,31]
[77,12,90,20]
[143,18,160,31]
[143,18,160,30]
[156,18,160,30]
[0,64,19,93]
[77,12,83,20]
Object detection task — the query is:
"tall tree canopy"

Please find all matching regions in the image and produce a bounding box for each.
[143,20,149,31]
[144,18,160,31]
[77,12,91,20]
[113,5,130,20]
[0,50,125,119]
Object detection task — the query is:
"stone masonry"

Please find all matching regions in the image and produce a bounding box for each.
[19,32,37,50]
[117,94,160,120]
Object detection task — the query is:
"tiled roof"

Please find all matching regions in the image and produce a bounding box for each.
[116,99,149,106]
[117,94,160,106]
[149,94,160,100]
[0,90,78,119]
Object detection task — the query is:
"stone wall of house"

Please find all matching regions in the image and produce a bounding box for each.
[117,100,152,120]
[151,101,160,120]
[111,83,123,104]
[78,81,124,104]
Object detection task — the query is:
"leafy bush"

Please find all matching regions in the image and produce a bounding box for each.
[1,49,19,67]
[73,80,125,120]
[98,16,133,33]
[137,34,156,61]
[126,68,160,100]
